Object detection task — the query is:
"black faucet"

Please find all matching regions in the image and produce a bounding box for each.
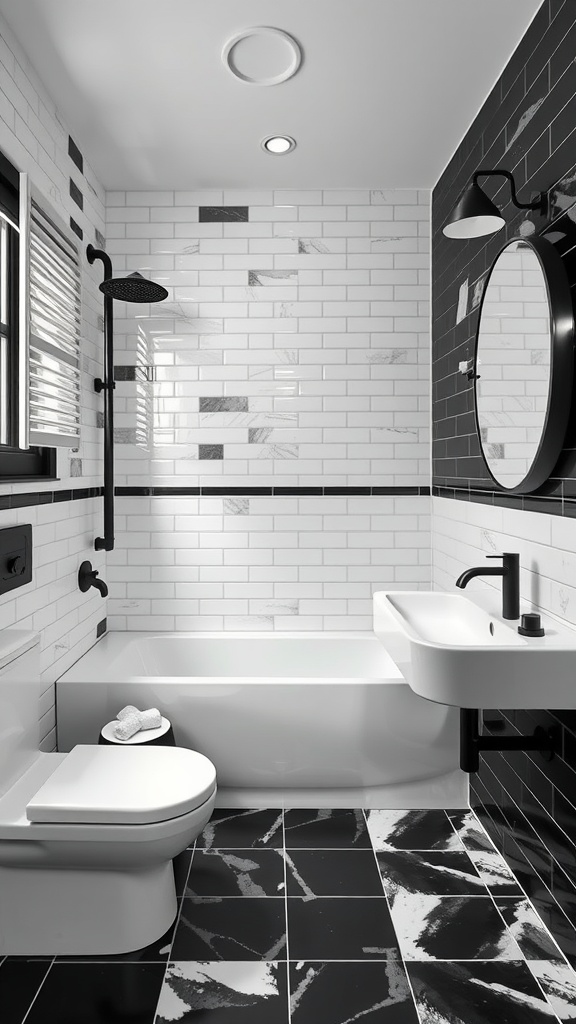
[78,560,108,598]
[455,553,520,619]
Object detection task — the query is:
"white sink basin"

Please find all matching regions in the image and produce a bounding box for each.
[374,591,576,709]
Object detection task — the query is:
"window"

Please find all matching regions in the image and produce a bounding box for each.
[0,151,64,481]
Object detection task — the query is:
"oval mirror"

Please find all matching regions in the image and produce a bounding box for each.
[474,235,574,493]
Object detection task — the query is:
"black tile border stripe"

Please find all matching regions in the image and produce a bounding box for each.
[0,486,103,510]
[432,484,572,516]
[115,485,431,498]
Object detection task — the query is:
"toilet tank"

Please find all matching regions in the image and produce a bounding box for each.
[0,631,41,797]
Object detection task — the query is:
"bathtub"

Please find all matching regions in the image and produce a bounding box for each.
[56,632,464,808]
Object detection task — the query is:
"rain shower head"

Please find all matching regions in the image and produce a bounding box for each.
[99,271,168,303]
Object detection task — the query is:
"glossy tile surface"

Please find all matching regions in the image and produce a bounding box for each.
[155,962,289,1023]
[171,898,287,961]
[366,810,461,852]
[287,897,400,961]
[390,893,523,961]
[283,808,371,848]
[196,809,284,850]
[407,961,556,1024]
[289,961,419,1023]
[285,850,384,897]
[376,849,485,897]
[186,849,285,897]
[23,962,165,1024]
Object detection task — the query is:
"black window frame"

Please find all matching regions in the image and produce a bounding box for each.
[0,150,56,481]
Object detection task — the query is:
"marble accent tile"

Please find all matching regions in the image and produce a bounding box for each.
[495,898,565,962]
[390,894,523,961]
[285,850,385,898]
[249,270,297,285]
[23,962,165,1024]
[376,850,487,898]
[171,898,286,961]
[114,426,137,444]
[283,809,371,849]
[199,444,224,460]
[199,398,249,412]
[199,207,249,222]
[186,850,285,897]
[287,898,400,961]
[447,811,493,852]
[69,457,82,477]
[528,960,576,1022]
[447,811,523,894]
[366,810,461,852]
[197,809,284,850]
[298,239,330,254]
[156,961,289,1024]
[289,960,419,1023]
[249,428,272,443]
[224,498,250,515]
[407,961,556,1024]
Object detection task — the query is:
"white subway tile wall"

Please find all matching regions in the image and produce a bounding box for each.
[432,497,576,627]
[108,495,431,632]
[107,189,431,488]
[0,11,106,748]
[107,189,432,629]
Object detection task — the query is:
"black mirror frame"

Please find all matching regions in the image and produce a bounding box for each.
[474,233,575,495]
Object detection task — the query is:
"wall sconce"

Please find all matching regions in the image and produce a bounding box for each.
[443,169,548,239]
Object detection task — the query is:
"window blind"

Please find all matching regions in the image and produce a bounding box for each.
[26,192,81,448]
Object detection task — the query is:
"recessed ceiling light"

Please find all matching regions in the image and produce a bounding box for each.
[262,136,296,155]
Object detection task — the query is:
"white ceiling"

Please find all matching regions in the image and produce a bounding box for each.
[0,0,542,190]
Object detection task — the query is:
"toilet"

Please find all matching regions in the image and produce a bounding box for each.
[0,630,217,955]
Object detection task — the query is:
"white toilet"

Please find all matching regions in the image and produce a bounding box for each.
[0,630,217,956]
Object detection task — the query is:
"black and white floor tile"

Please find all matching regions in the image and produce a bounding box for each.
[4,806,576,1023]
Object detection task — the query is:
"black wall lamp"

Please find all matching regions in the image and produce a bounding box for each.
[443,168,548,239]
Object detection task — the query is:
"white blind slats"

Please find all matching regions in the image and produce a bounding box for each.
[28,197,81,448]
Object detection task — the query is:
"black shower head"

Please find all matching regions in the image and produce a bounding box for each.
[99,271,168,303]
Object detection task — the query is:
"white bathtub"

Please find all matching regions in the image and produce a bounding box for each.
[57,632,465,808]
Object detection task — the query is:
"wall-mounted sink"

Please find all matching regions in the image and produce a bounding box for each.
[374,591,576,709]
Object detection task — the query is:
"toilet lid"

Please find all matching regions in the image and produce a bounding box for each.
[25,745,217,825]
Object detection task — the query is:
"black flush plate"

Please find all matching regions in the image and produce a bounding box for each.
[0,525,32,595]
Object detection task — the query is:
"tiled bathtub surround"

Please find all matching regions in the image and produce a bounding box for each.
[106,188,430,489]
[108,494,430,631]
[106,188,432,630]
[0,11,106,746]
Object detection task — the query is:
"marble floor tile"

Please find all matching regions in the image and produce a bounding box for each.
[407,960,556,1024]
[390,893,523,961]
[0,959,51,1024]
[376,849,487,898]
[366,810,461,852]
[285,850,384,897]
[171,898,286,961]
[186,849,285,897]
[528,960,576,1022]
[447,810,491,851]
[197,809,284,850]
[287,897,400,961]
[495,898,566,962]
[23,962,165,1024]
[289,960,419,1023]
[155,962,289,1023]
[467,848,524,895]
[283,809,371,849]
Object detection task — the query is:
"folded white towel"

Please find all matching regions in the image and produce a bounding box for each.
[114,712,142,741]
[117,705,140,721]
[139,708,162,731]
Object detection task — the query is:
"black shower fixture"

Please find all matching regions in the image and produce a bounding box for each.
[443,168,548,239]
[87,243,168,552]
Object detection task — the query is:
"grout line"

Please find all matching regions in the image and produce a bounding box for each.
[281,808,291,1024]
[362,809,424,1024]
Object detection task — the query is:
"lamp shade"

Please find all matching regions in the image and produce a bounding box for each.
[443,181,506,239]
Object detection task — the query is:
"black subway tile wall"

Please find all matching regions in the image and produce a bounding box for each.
[432,0,576,516]
[432,0,576,965]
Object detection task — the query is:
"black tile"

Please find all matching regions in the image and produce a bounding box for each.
[171,898,286,961]
[407,961,555,1024]
[186,849,285,897]
[24,962,165,1024]
[69,216,83,240]
[289,961,419,1024]
[287,898,400,961]
[0,959,51,1024]
[389,894,522,960]
[69,177,83,211]
[376,850,486,898]
[199,444,224,460]
[68,135,83,173]
[285,850,384,897]
[284,809,371,849]
[156,962,289,1023]
[199,207,249,222]
[365,810,461,851]
[197,809,284,850]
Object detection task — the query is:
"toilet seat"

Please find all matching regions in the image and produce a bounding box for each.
[26,745,217,825]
